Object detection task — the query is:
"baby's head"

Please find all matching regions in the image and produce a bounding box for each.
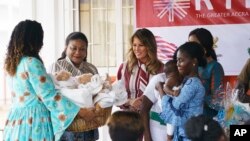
[77,73,93,84]
[55,70,72,81]
[164,60,179,76]
[164,60,178,77]
[164,60,183,89]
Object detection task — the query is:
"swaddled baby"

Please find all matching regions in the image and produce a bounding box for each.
[51,71,121,108]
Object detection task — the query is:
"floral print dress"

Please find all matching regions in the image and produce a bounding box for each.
[160,77,205,141]
[3,57,79,141]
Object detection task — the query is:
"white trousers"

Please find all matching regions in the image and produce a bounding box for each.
[147,119,167,141]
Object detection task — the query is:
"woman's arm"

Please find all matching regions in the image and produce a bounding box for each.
[172,78,202,109]
[163,84,180,97]
[24,57,79,139]
[163,78,180,97]
[210,62,225,96]
[140,96,153,141]
[155,81,166,98]
[140,74,163,141]
[78,107,96,121]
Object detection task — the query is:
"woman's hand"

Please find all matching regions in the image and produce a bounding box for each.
[155,81,165,98]
[118,97,143,111]
[130,97,143,112]
[173,89,180,97]
[163,84,180,97]
[140,96,153,141]
[78,107,96,121]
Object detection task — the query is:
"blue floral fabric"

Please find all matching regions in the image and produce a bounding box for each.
[160,77,205,141]
[3,57,79,141]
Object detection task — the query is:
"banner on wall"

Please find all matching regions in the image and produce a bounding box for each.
[136,0,250,75]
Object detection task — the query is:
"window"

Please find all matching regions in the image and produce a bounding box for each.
[122,0,134,61]
[79,0,134,75]
[78,1,134,140]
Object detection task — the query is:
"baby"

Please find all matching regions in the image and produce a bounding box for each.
[54,70,95,87]
[156,60,183,97]
[51,70,127,108]
[53,70,111,90]
[155,60,183,141]
[51,71,109,107]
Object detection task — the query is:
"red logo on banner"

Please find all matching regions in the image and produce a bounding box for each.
[136,0,250,27]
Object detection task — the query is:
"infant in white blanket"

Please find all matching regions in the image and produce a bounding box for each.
[50,70,127,108]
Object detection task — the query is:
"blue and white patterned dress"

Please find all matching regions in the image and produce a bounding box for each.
[160,77,205,141]
[3,57,79,141]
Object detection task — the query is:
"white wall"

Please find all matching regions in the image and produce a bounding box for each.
[33,0,74,69]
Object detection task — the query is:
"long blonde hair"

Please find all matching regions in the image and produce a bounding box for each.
[127,28,163,74]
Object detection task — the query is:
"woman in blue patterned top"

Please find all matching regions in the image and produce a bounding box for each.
[188,28,225,118]
[160,42,206,141]
[3,20,92,141]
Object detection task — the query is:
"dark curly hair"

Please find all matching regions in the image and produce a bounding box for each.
[58,32,88,62]
[189,28,217,61]
[4,20,44,76]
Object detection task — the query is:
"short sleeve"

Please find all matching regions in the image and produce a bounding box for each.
[144,73,165,104]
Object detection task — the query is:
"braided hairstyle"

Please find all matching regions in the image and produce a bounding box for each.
[4,20,44,76]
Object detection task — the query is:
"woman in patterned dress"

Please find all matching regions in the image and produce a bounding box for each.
[3,20,91,141]
[160,42,207,141]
